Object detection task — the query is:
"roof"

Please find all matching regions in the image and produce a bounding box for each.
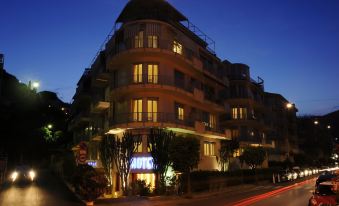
[116,0,187,23]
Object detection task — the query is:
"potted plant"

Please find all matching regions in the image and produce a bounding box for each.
[72,164,107,205]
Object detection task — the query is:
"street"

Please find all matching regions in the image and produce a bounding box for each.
[0,170,82,206]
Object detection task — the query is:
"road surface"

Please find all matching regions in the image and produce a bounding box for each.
[0,170,82,206]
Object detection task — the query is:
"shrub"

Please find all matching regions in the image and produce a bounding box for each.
[131,179,151,196]
[72,164,107,202]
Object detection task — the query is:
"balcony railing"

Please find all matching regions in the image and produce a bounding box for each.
[112,74,194,93]
[110,112,222,133]
[111,75,224,106]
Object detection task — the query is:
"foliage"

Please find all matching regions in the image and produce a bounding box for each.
[99,136,114,189]
[147,128,175,193]
[169,136,200,195]
[72,164,107,202]
[219,138,239,171]
[131,179,151,196]
[109,132,141,195]
[239,147,266,169]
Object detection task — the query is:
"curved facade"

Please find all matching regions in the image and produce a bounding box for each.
[70,0,298,195]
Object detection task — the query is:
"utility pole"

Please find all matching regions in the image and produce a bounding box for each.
[0,54,4,98]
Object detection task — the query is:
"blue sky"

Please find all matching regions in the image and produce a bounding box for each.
[0,0,338,115]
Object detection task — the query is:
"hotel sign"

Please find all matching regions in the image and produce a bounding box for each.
[131,156,154,171]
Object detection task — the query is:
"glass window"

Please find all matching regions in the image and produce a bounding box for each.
[231,129,239,138]
[232,107,247,120]
[147,35,158,48]
[147,64,158,84]
[147,99,158,122]
[133,64,143,83]
[135,142,142,153]
[173,40,182,55]
[209,114,216,129]
[176,104,184,120]
[135,31,144,48]
[239,107,247,119]
[132,99,142,121]
[232,108,238,119]
[204,142,215,156]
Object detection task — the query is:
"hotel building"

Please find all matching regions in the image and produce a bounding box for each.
[70,0,298,194]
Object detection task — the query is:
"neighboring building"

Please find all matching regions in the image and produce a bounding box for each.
[70,0,298,194]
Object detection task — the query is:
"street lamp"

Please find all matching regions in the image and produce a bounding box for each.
[314,120,319,125]
[286,103,293,109]
[32,81,40,89]
[327,125,331,129]
[47,124,53,129]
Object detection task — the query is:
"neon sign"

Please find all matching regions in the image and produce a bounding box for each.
[131,157,154,170]
[87,160,97,167]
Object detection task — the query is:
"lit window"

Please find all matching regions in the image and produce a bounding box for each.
[135,31,144,48]
[209,114,216,129]
[232,107,247,120]
[135,142,142,153]
[133,99,143,121]
[147,35,158,48]
[173,40,182,55]
[239,108,247,119]
[147,99,158,122]
[133,64,143,83]
[176,104,184,120]
[147,64,158,84]
[204,142,215,156]
[232,108,238,119]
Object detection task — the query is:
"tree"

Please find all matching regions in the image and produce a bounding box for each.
[72,164,107,205]
[169,136,200,196]
[99,136,114,192]
[109,132,141,195]
[219,138,239,171]
[147,128,175,193]
[239,146,266,169]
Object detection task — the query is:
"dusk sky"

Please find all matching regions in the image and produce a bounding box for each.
[1,0,338,115]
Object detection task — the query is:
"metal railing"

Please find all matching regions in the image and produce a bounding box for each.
[110,112,222,133]
[112,74,194,93]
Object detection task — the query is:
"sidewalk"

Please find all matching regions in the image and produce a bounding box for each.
[93,182,270,206]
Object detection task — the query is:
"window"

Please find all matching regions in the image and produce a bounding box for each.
[232,108,238,119]
[135,31,144,48]
[173,40,182,55]
[147,64,158,84]
[147,99,158,122]
[239,108,247,119]
[204,142,215,156]
[176,104,184,120]
[232,107,247,120]
[135,142,142,153]
[133,64,143,83]
[209,114,216,129]
[147,35,158,48]
[231,129,239,138]
[132,99,143,121]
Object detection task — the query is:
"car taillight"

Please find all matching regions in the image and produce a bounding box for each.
[310,198,317,205]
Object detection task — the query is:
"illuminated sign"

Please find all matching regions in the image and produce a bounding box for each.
[87,160,97,168]
[131,157,154,170]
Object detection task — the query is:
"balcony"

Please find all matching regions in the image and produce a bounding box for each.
[111,75,223,107]
[91,101,110,113]
[109,112,225,138]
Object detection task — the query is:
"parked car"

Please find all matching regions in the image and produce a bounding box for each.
[309,182,337,206]
[9,165,36,183]
[277,170,293,182]
[316,172,337,186]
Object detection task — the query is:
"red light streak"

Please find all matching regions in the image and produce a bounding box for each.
[226,178,315,206]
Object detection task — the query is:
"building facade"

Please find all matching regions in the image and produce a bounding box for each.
[70,0,298,194]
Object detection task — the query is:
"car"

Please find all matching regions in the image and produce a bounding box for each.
[316,172,337,186]
[277,170,293,182]
[309,182,337,206]
[293,169,305,178]
[9,165,36,183]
